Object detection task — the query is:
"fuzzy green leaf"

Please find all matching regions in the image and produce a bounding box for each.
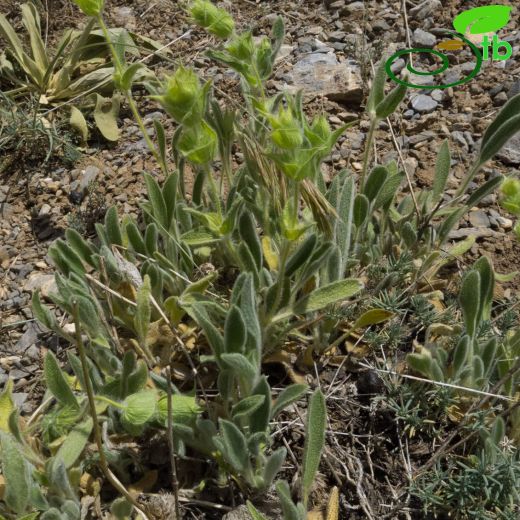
[144,173,169,230]
[247,502,270,520]
[122,390,157,426]
[459,270,481,339]
[364,166,388,202]
[224,305,246,354]
[292,279,363,315]
[375,82,407,119]
[473,256,494,321]
[453,336,470,377]
[262,447,287,489]
[302,388,327,507]
[231,395,266,421]
[0,432,31,514]
[466,176,504,208]
[44,352,79,409]
[104,206,122,246]
[271,384,308,418]
[221,353,257,383]
[134,275,151,347]
[432,140,450,203]
[276,480,301,520]
[366,58,387,115]
[219,419,248,472]
[56,417,93,468]
[353,308,394,329]
[285,234,317,277]
[353,194,369,227]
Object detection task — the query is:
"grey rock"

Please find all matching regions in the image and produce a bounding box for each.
[431,89,444,102]
[372,19,390,32]
[15,323,39,352]
[112,6,136,30]
[496,134,520,165]
[493,91,508,106]
[79,165,100,192]
[507,80,520,99]
[468,210,491,228]
[23,273,56,299]
[12,393,28,407]
[409,0,441,19]
[411,94,438,113]
[390,58,406,74]
[286,53,363,103]
[38,204,51,217]
[413,28,436,48]
[449,227,498,240]
[451,131,468,150]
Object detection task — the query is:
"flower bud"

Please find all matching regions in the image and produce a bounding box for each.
[72,0,104,16]
[500,177,520,215]
[269,108,302,150]
[190,0,234,39]
[501,177,520,199]
[226,32,255,61]
[151,67,206,125]
[179,121,217,165]
[310,115,331,142]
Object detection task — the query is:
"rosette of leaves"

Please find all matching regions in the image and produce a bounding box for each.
[406,257,520,446]
[0,3,157,140]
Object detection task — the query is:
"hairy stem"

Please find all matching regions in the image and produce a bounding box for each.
[72,302,150,519]
[96,15,167,175]
[360,118,377,189]
[167,364,181,519]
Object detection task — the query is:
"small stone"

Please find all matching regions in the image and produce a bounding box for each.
[23,273,56,299]
[411,94,438,113]
[496,134,520,165]
[507,79,520,99]
[112,6,136,30]
[431,89,444,102]
[495,216,514,230]
[413,28,436,48]
[38,204,52,217]
[493,91,508,106]
[80,165,100,192]
[286,53,363,103]
[468,210,491,228]
[409,0,441,18]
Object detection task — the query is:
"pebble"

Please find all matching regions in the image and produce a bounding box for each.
[411,95,438,113]
[413,28,436,48]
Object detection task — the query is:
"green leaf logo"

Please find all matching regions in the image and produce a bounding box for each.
[453,5,512,35]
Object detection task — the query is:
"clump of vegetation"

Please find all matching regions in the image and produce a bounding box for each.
[0,2,159,146]
[1,0,520,518]
[0,92,80,173]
